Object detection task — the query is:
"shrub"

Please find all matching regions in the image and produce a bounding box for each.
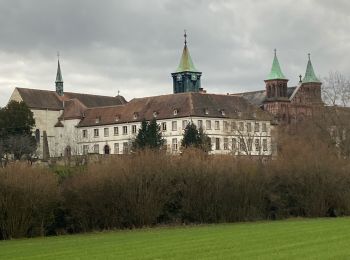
[0,164,60,239]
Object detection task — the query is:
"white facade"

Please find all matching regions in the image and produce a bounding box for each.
[76,117,272,156]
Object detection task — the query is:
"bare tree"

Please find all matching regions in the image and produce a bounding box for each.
[322,71,350,107]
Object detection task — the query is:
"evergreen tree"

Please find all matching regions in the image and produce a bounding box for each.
[0,101,36,160]
[181,122,211,152]
[133,118,164,150]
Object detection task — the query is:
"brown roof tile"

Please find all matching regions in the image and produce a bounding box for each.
[16,88,127,110]
[78,92,272,127]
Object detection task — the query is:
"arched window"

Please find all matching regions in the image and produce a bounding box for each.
[35,129,40,143]
[104,145,110,155]
[64,146,72,158]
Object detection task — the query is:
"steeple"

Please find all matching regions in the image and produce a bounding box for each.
[264,49,289,101]
[266,49,287,80]
[176,31,198,73]
[55,53,64,96]
[171,31,202,94]
[302,53,321,83]
[301,53,322,104]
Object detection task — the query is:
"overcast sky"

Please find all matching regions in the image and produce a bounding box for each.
[0,0,349,106]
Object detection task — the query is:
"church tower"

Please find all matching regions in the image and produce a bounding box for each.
[264,49,289,101]
[55,56,64,96]
[171,31,202,94]
[301,54,322,104]
[263,50,290,120]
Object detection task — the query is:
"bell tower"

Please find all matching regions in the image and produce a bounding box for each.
[301,54,322,104]
[263,49,290,120]
[171,31,202,94]
[264,49,289,101]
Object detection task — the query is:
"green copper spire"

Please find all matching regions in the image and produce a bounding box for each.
[302,53,321,83]
[55,53,64,96]
[266,49,287,80]
[56,59,63,83]
[176,31,198,72]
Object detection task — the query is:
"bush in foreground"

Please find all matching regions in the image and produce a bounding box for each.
[1,142,350,240]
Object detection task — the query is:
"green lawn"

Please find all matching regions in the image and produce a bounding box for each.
[1,218,350,259]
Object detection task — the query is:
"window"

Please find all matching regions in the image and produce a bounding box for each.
[263,139,268,151]
[114,143,119,154]
[123,126,128,135]
[95,117,100,124]
[133,112,138,120]
[172,138,178,152]
[83,145,89,155]
[231,121,237,131]
[224,138,228,150]
[104,128,109,137]
[204,108,209,115]
[172,121,177,131]
[215,121,220,130]
[240,138,246,152]
[123,142,129,154]
[247,138,253,151]
[173,109,178,116]
[239,122,244,131]
[206,120,211,130]
[153,111,158,118]
[162,122,167,131]
[232,138,237,151]
[82,129,87,138]
[262,123,267,132]
[132,125,137,134]
[198,120,203,129]
[223,121,229,132]
[254,123,259,132]
[221,109,225,116]
[255,139,260,151]
[114,127,119,136]
[93,144,99,153]
[247,123,252,132]
[215,138,220,150]
[182,120,188,130]
[94,129,99,137]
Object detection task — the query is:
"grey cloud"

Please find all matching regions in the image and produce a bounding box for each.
[0,0,349,106]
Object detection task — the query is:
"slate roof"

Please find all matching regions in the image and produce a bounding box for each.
[237,87,297,106]
[16,88,127,110]
[78,92,272,127]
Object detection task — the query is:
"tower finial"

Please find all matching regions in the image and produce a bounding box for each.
[57,51,60,60]
[184,29,187,46]
[274,48,277,56]
[308,53,311,61]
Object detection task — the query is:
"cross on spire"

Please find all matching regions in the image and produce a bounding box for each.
[57,51,60,60]
[274,48,277,56]
[308,53,311,61]
[184,29,187,46]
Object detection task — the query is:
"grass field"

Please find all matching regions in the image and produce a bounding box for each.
[1,218,350,259]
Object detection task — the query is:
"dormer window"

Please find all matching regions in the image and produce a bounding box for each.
[115,115,120,122]
[176,74,182,81]
[153,111,158,118]
[237,111,242,117]
[204,108,209,115]
[95,117,101,124]
[133,112,139,120]
[221,109,226,116]
[173,109,178,116]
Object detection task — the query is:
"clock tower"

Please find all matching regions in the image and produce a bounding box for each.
[171,31,202,94]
